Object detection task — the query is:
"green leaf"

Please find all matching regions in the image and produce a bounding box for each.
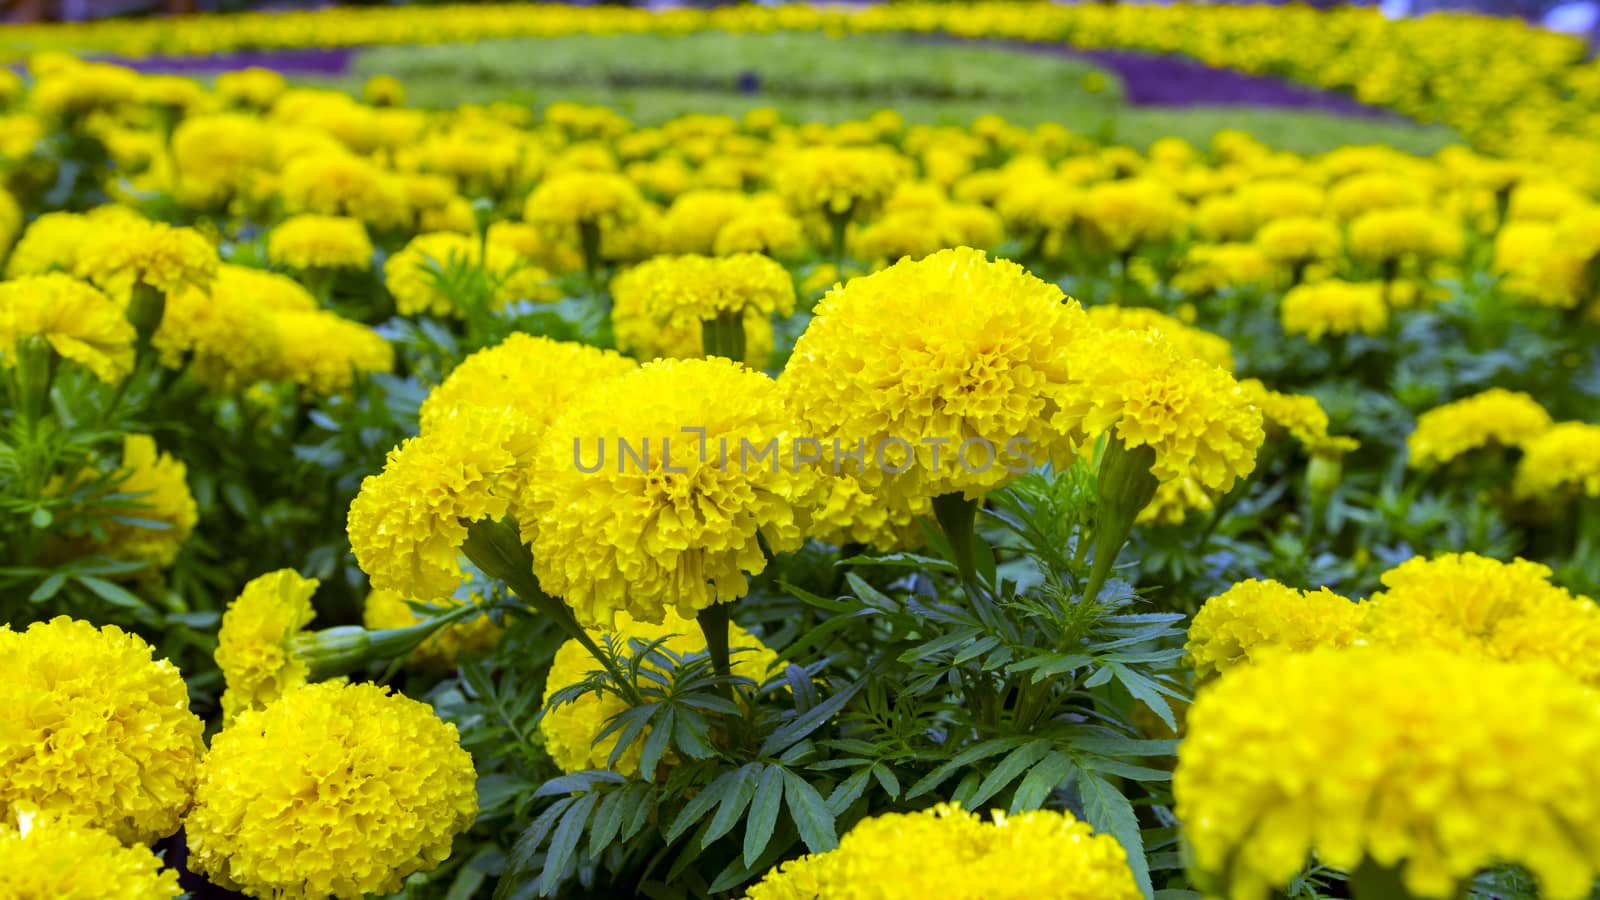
[905,736,1031,800]
[825,766,873,816]
[28,572,67,603]
[1107,662,1177,731]
[499,797,574,898]
[703,764,762,848]
[1080,771,1152,900]
[539,791,599,896]
[961,739,1051,809]
[744,765,785,867]
[639,707,675,780]
[780,768,837,854]
[75,574,146,609]
[758,676,863,757]
[588,789,626,858]
[666,769,739,844]
[1010,750,1078,813]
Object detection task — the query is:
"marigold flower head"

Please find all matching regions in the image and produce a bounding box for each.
[1326,171,1426,221]
[363,584,502,674]
[0,811,180,899]
[743,803,1142,900]
[95,434,198,569]
[171,114,275,207]
[1348,206,1464,267]
[348,404,540,602]
[0,274,134,384]
[529,357,817,628]
[153,280,283,393]
[1055,328,1264,493]
[1239,379,1356,452]
[783,247,1092,504]
[384,231,555,318]
[1136,471,1215,527]
[418,333,637,435]
[279,152,410,231]
[266,214,373,271]
[1085,304,1234,371]
[215,67,285,108]
[524,170,647,235]
[1280,279,1387,341]
[1506,415,1599,498]
[214,263,318,313]
[1361,553,1600,685]
[0,617,204,844]
[541,611,780,774]
[1186,579,1364,679]
[74,218,218,299]
[1171,242,1278,294]
[1082,179,1187,253]
[1407,388,1551,468]
[713,206,809,258]
[661,190,752,254]
[773,145,911,218]
[29,61,142,119]
[272,310,393,397]
[808,474,930,552]
[186,682,477,900]
[1254,216,1343,268]
[1176,648,1600,900]
[215,569,318,723]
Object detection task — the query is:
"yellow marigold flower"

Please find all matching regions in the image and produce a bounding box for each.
[1193,195,1255,242]
[1279,279,1387,341]
[616,252,794,324]
[714,206,809,258]
[773,145,911,218]
[808,474,929,552]
[1253,216,1343,269]
[782,247,1091,504]
[266,214,373,271]
[215,263,318,314]
[1171,243,1278,295]
[1326,171,1426,221]
[0,188,19,257]
[523,170,647,240]
[1514,422,1600,499]
[4,210,103,278]
[1407,388,1551,468]
[1136,472,1215,527]
[348,404,540,602]
[279,152,410,231]
[418,333,637,435]
[362,74,406,107]
[541,611,779,774]
[1507,180,1586,223]
[661,190,751,254]
[0,617,204,844]
[384,231,555,318]
[1085,304,1233,371]
[1186,579,1364,679]
[1360,553,1600,685]
[100,434,198,569]
[29,61,141,119]
[154,280,283,392]
[1492,222,1571,307]
[0,811,180,899]
[272,310,393,397]
[1239,379,1354,451]
[1081,179,1187,254]
[214,67,285,109]
[75,218,218,299]
[1237,179,1324,222]
[1055,328,1264,493]
[0,274,134,384]
[171,114,275,207]
[364,586,502,674]
[186,682,477,900]
[1176,648,1600,900]
[743,803,1142,900]
[215,569,318,723]
[1348,206,1464,267]
[488,220,584,274]
[528,358,817,628]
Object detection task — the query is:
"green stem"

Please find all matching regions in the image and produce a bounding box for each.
[1085,436,1159,603]
[461,517,644,705]
[696,603,733,698]
[1347,858,1423,900]
[700,310,747,363]
[825,205,853,270]
[932,492,982,598]
[578,219,603,301]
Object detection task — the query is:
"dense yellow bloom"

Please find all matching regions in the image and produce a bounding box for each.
[783,247,1092,503]
[266,214,374,271]
[1055,327,1264,493]
[74,218,218,299]
[278,152,410,230]
[808,474,929,552]
[524,170,647,239]
[384,231,555,317]
[1136,471,1215,527]
[661,190,753,254]
[1185,579,1364,679]
[272,310,394,396]
[1171,243,1277,294]
[1279,279,1387,341]
[214,67,285,108]
[1348,206,1463,267]
[1176,648,1600,900]
[171,113,275,207]
[1514,422,1600,499]
[153,279,283,392]
[0,274,134,384]
[364,586,502,674]
[1254,216,1342,269]
[187,682,477,900]
[714,206,808,257]
[100,434,198,569]
[212,263,317,313]
[774,145,910,218]
[418,333,638,435]
[1326,171,1426,220]
[0,811,180,899]
[1407,388,1551,468]
[5,209,125,278]
[1085,304,1233,371]
[540,611,780,774]
[610,253,791,367]
[1492,221,1572,307]
[0,618,204,844]
[1361,553,1600,686]
[215,569,318,723]
[28,61,141,119]
[1239,379,1355,452]
[348,404,539,602]
[743,803,1142,900]
[528,357,817,628]
[1082,179,1186,253]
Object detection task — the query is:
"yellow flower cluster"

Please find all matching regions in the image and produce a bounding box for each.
[186,682,478,900]
[74,217,217,299]
[1185,579,1363,679]
[0,810,181,900]
[1084,304,1234,372]
[1515,422,1600,500]
[383,230,556,317]
[266,213,374,271]
[1279,279,1387,341]
[610,252,794,368]
[541,611,780,774]
[1240,379,1357,454]
[775,145,911,218]
[214,569,318,722]
[0,273,134,384]
[0,618,204,844]
[743,803,1142,900]
[96,433,198,569]
[417,332,638,434]
[1176,648,1600,900]
[528,358,818,628]
[1407,388,1552,468]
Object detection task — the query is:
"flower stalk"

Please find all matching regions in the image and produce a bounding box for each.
[1084,435,1159,603]
[701,310,746,363]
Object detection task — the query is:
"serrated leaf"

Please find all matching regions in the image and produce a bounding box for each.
[780,768,837,854]
[758,676,863,757]
[1011,750,1078,813]
[588,789,625,858]
[905,736,1031,799]
[744,765,784,867]
[666,769,739,844]
[1080,771,1152,900]
[703,764,762,848]
[538,791,598,896]
[964,739,1051,809]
